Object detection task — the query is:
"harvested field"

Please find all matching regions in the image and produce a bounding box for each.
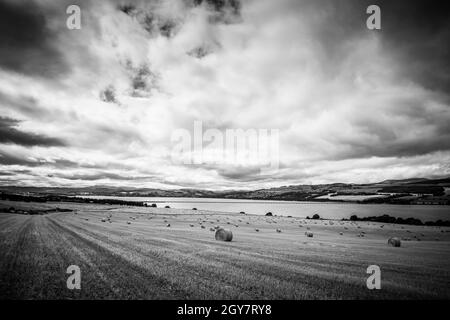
[1,200,450,299]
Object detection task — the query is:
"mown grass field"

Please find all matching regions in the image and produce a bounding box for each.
[0,200,449,299]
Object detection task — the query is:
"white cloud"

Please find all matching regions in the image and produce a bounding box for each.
[1,0,449,189]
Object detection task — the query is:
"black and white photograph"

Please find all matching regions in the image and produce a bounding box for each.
[0,0,449,307]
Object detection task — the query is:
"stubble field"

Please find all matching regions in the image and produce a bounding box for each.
[0,200,449,299]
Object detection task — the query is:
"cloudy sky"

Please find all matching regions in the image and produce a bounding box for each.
[0,0,449,190]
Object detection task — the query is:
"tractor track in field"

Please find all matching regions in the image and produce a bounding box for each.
[46,216,191,299]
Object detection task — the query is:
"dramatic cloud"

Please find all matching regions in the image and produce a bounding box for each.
[0,0,69,78]
[0,117,65,147]
[0,0,449,189]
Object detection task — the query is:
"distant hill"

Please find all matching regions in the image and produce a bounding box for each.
[1,176,449,203]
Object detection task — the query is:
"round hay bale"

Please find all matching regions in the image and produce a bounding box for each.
[166,223,171,227]
[215,228,233,241]
[305,231,313,237]
[339,232,343,235]
[209,228,215,232]
[126,221,131,224]
[192,208,197,210]
[201,225,205,229]
[276,228,282,233]
[388,237,401,247]
[101,218,106,222]
[190,224,194,227]
[265,212,273,216]
[255,228,259,232]
[165,206,170,208]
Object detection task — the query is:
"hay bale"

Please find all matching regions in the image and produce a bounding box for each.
[388,237,401,247]
[276,228,282,233]
[190,224,194,227]
[166,223,171,227]
[127,221,131,224]
[201,225,205,229]
[265,212,273,216]
[209,228,215,232]
[101,218,106,222]
[192,208,197,210]
[339,232,343,235]
[255,228,259,232]
[165,206,170,208]
[215,228,233,241]
[305,231,313,237]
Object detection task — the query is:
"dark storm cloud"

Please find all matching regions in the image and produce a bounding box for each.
[0,0,69,78]
[376,0,450,93]
[336,134,450,160]
[118,3,180,38]
[0,117,65,147]
[191,0,241,24]
[311,0,449,94]
[118,0,241,39]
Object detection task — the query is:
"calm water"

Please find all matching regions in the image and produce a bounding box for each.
[82,196,450,222]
